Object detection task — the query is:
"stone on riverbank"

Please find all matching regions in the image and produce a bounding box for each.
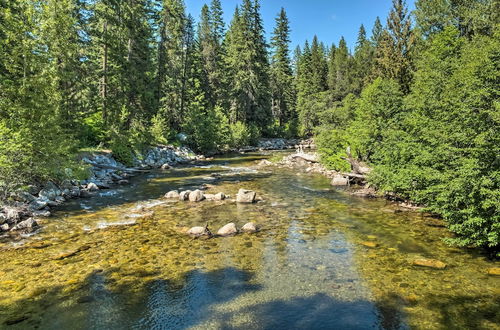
[241,222,258,233]
[217,223,238,236]
[87,182,99,192]
[165,190,180,199]
[236,189,256,203]
[331,175,349,186]
[412,258,447,269]
[189,190,205,202]
[214,192,226,201]
[10,218,38,231]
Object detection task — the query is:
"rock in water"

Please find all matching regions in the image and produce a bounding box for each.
[179,190,191,201]
[257,159,273,166]
[165,190,180,199]
[189,190,205,202]
[87,182,99,192]
[241,222,258,233]
[186,224,212,237]
[161,164,171,170]
[236,189,256,203]
[412,258,447,269]
[331,175,349,186]
[214,192,226,201]
[217,223,238,236]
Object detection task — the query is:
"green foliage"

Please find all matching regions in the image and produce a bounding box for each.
[150,114,171,145]
[81,112,107,147]
[109,130,134,166]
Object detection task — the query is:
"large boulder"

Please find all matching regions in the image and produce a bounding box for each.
[236,189,256,203]
[189,190,205,202]
[165,190,180,199]
[4,207,20,224]
[179,190,191,201]
[241,222,258,233]
[186,224,212,237]
[217,223,238,236]
[331,175,349,186]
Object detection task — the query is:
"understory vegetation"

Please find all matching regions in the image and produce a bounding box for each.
[0,0,498,250]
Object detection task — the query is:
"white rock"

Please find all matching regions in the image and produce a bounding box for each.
[217,223,238,236]
[165,190,180,199]
[236,189,256,203]
[241,222,258,233]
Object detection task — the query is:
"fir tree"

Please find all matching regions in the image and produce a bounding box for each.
[270,8,295,128]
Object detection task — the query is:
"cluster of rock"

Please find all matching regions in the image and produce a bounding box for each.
[134,146,201,168]
[185,221,258,238]
[238,138,316,153]
[165,188,258,204]
[165,189,227,202]
[1,146,199,234]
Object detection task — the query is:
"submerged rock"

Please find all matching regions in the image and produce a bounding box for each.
[257,159,273,166]
[189,190,205,202]
[236,189,256,203]
[487,268,500,276]
[165,190,180,199]
[217,223,238,236]
[412,258,447,269]
[361,241,378,248]
[241,222,258,233]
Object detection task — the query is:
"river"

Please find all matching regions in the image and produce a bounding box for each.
[0,152,498,329]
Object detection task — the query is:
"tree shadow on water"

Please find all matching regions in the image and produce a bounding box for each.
[0,267,261,330]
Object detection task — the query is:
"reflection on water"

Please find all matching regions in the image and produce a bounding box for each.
[0,152,498,329]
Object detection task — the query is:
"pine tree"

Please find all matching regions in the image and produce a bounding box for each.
[372,0,415,93]
[310,36,328,92]
[371,16,383,47]
[352,24,374,94]
[157,0,186,131]
[270,8,295,128]
[224,0,271,130]
[332,37,352,100]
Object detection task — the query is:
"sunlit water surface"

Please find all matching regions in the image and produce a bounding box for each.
[0,152,498,329]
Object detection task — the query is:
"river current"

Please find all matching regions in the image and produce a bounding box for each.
[0,152,498,329]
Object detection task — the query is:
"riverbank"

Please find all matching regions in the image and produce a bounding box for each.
[0,138,314,236]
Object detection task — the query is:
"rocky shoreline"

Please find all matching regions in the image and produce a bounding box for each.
[0,138,314,236]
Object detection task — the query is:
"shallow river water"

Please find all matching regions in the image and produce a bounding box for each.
[0,152,498,329]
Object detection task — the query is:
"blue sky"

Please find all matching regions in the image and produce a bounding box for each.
[185,0,416,52]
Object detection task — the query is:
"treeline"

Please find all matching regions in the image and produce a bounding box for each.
[0,0,499,250]
[0,0,295,182]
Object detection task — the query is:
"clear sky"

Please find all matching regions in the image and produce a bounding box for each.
[185,0,416,52]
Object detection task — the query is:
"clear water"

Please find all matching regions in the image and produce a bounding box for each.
[0,152,498,329]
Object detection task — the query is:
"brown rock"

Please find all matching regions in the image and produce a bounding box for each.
[487,268,500,276]
[412,258,447,269]
[361,241,378,248]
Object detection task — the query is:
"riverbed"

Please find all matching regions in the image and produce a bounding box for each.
[0,152,498,329]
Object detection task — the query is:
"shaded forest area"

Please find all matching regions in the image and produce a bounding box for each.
[0,0,498,250]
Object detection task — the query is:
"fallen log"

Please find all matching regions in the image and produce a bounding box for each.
[291,153,319,163]
[341,172,367,180]
[341,147,371,175]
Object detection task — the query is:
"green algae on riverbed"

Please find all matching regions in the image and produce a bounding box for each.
[0,152,498,329]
